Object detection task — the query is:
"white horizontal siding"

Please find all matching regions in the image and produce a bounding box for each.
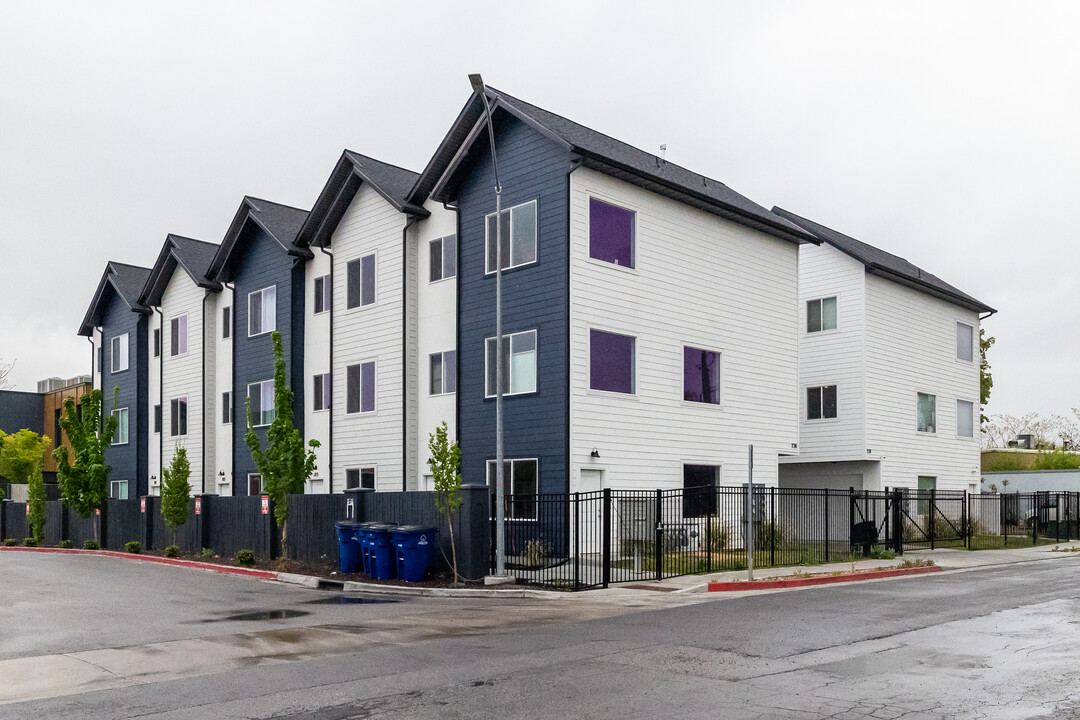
[146,314,160,494]
[212,288,233,495]
[160,268,204,496]
[568,168,800,493]
[304,250,331,494]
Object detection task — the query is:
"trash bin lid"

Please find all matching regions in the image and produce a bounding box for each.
[364,522,399,531]
[392,525,436,534]
[336,521,365,529]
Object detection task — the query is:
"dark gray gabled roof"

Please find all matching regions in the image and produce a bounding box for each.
[139,234,221,307]
[772,207,995,314]
[208,196,312,282]
[411,87,817,246]
[78,261,152,336]
[296,151,425,249]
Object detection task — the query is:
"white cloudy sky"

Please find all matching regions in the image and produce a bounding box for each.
[0,1,1076,419]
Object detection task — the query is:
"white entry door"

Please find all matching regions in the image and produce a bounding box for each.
[579,469,604,554]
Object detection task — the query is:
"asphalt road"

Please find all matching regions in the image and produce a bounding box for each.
[3,552,1080,719]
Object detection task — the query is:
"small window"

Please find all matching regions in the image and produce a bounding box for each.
[248,474,263,496]
[589,198,635,267]
[112,408,129,445]
[222,306,232,339]
[98,345,103,374]
[917,476,937,514]
[346,362,375,414]
[485,200,537,273]
[807,297,838,333]
[485,330,537,397]
[248,381,275,426]
[153,329,161,358]
[684,346,720,404]
[346,254,376,309]
[109,480,129,500]
[917,392,936,433]
[313,373,331,411]
[110,334,129,373]
[314,274,331,314]
[956,322,974,362]
[486,459,538,519]
[248,287,276,336]
[430,235,457,282]
[170,315,188,357]
[807,385,838,420]
[957,399,974,438]
[345,467,376,490]
[222,391,232,425]
[169,398,188,437]
[429,351,457,395]
[590,329,635,394]
[154,404,161,434]
[683,465,718,517]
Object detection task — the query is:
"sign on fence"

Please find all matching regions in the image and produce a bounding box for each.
[195,497,201,516]
[140,498,146,513]
[261,496,269,515]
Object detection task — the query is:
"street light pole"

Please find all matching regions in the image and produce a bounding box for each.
[470,74,507,577]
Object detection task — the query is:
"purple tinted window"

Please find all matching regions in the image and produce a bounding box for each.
[683,346,719,404]
[361,254,375,306]
[589,198,634,267]
[361,361,375,413]
[590,329,635,394]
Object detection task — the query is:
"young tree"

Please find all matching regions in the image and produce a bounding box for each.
[980,329,994,426]
[0,429,50,541]
[54,389,117,543]
[427,421,463,587]
[160,446,191,546]
[0,357,14,391]
[245,331,318,562]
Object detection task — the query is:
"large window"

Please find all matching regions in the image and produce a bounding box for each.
[248,380,275,426]
[170,315,188,356]
[222,391,232,424]
[589,198,635,268]
[917,392,936,433]
[807,385,837,420]
[429,235,457,282]
[346,254,376,309]
[684,346,720,404]
[346,467,376,490]
[169,398,187,437]
[683,465,718,518]
[957,399,975,438]
[430,351,457,395]
[486,200,537,273]
[313,373,331,411]
[112,408,129,445]
[487,459,538,519]
[346,362,375,414]
[248,286,276,336]
[807,297,837,333]
[956,322,974,361]
[590,329,635,394]
[314,274,331,314]
[110,334,129,373]
[485,330,537,397]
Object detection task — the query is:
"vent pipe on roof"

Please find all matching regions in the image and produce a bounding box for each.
[660,144,667,163]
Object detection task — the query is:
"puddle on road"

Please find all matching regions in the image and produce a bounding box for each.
[200,609,312,622]
[304,595,401,605]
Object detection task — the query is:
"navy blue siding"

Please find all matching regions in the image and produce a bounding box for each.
[99,288,149,496]
[231,224,304,493]
[455,114,571,495]
[0,391,44,436]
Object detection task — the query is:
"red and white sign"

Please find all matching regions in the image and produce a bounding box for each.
[195,497,202,516]
[140,498,146,513]
[261,496,269,515]
[25,504,29,516]
[95,508,100,516]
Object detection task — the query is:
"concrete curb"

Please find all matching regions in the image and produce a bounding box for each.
[707,564,942,591]
[0,546,278,580]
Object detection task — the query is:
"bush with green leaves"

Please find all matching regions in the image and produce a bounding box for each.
[235,549,256,567]
[55,389,118,544]
[3,538,17,547]
[160,447,191,546]
[164,545,180,558]
[83,540,99,550]
[58,539,73,549]
[868,545,895,560]
[201,547,214,560]
[22,537,37,547]
[427,421,462,586]
[0,428,50,543]
[124,541,141,554]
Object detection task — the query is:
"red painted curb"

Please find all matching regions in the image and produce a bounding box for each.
[707,564,942,591]
[0,546,278,580]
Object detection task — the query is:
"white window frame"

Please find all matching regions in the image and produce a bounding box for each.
[313,372,331,412]
[806,296,838,333]
[917,392,937,434]
[248,380,275,427]
[486,458,540,520]
[222,306,232,340]
[222,391,232,425]
[248,286,277,337]
[429,350,457,396]
[587,328,637,396]
[485,199,538,274]
[345,361,376,415]
[957,398,975,438]
[345,466,376,490]
[956,321,974,362]
[345,252,377,310]
[429,234,457,283]
[109,479,129,500]
[806,385,838,421]
[169,397,188,438]
[153,328,161,358]
[110,334,129,373]
[112,408,129,445]
[248,473,264,495]
[314,274,331,314]
[170,315,188,357]
[587,195,637,269]
[485,330,538,398]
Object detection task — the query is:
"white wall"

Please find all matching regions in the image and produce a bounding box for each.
[147,311,160,495]
[304,249,331,494]
[568,168,801,493]
[864,274,982,490]
[160,267,204,495]
[211,287,233,495]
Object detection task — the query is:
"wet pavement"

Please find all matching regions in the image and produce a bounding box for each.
[3,550,1080,718]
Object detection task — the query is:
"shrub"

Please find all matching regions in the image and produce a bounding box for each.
[201,547,214,560]
[754,521,789,551]
[124,541,141,554]
[868,545,895,560]
[706,518,730,553]
[524,538,547,566]
[3,538,17,547]
[58,540,73,549]
[22,537,37,547]
[164,545,179,558]
[235,549,256,567]
[83,540,99,550]
[898,558,935,568]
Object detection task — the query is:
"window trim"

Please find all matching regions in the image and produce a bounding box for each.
[345,360,377,415]
[429,350,457,396]
[247,286,277,338]
[248,380,275,427]
[248,473,264,496]
[109,479,129,500]
[956,321,974,362]
[429,234,458,284]
[222,306,232,340]
[345,252,377,310]
[153,403,162,435]
[484,330,538,399]
[806,296,839,334]
[169,397,188,438]
[345,466,377,491]
[587,195,637,269]
[588,327,637,396]
[486,458,540,521]
[916,392,937,434]
[222,391,233,425]
[956,398,975,438]
[110,334,129,373]
[111,407,129,445]
[806,384,838,421]
[313,372,331,412]
[682,345,723,407]
[153,328,161,358]
[314,274,331,315]
[169,315,188,358]
[484,199,539,275]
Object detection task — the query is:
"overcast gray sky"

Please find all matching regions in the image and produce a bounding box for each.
[1,1,1075,420]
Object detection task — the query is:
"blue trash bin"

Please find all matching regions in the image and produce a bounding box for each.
[355,522,397,577]
[365,523,399,580]
[393,526,439,583]
[335,521,364,573]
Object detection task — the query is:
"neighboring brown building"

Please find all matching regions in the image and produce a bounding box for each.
[43,379,93,478]
[0,376,91,488]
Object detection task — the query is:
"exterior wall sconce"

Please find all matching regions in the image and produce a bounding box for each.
[590,448,600,459]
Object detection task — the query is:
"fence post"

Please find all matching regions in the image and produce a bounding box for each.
[601,488,611,589]
[706,501,713,573]
[769,486,775,567]
[140,496,153,551]
[962,490,968,550]
[654,489,662,582]
[60,502,69,545]
[1032,492,1038,546]
[490,492,496,574]
[1056,492,1061,543]
[893,488,904,555]
[99,501,108,550]
[195,494,211,553]
[1001,493,1007,547]
[0,499,7,540]
[573,492,580,591]
[848,486,855,551]
[929,488,936,550]
[824,488,829,563]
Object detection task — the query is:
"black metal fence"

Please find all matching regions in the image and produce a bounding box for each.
[492,487,1080,591]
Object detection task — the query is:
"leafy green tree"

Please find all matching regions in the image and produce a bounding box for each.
[54,388,117,543]
[980,329,994,425]
[161,446,191,545]
[0,429,50,542]
[427,421,462,587]
[245,331,319,561]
